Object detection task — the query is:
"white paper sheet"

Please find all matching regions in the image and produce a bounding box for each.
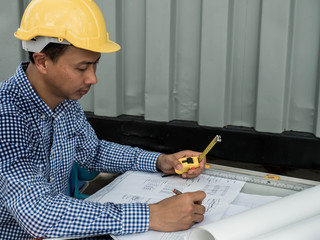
[188,184,320,240]
[87,171,246,240]
[221,193,281,219]
[93,171,245,204]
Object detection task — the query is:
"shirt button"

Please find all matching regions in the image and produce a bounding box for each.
[50,177,54,182]
[41,114,46,119]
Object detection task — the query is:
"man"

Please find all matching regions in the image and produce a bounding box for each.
[0,0,206,239]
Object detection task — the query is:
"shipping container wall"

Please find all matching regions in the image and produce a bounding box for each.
[3,0,320,136]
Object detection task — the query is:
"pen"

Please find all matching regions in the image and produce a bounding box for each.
[173,189,183,195]
[162,173,178,177]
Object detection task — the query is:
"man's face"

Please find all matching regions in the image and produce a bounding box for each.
[45,46,101,102]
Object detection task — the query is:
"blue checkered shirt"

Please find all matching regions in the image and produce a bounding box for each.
[0,62,161,239]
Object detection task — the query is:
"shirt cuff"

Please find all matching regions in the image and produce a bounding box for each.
[135,151,161,172]
[121,203,149,234]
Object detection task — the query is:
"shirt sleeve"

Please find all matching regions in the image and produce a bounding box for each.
[72,109,162,174]
[0,111,157,238]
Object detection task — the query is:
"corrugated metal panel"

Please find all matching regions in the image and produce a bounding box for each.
[4,0,320,137]
[0,1,23,81]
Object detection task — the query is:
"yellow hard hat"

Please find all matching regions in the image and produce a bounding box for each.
[14,0,120,53]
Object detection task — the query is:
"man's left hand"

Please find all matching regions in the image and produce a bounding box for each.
[156,150,205,179]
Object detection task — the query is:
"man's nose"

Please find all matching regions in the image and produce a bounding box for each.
[85,66,98,85]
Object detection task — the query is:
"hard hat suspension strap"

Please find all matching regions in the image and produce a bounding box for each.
[22,36,71,53]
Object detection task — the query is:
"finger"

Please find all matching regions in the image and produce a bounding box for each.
[193,213,205,223]
[199,157,206,167]
[182,172,197,179]
[174,150,190,160]
[177,150,201,159]
[194,203,206,214]
[189,166,204,175]
[182,167,203,178]
[189,151,202,157]
[189,191,206,203]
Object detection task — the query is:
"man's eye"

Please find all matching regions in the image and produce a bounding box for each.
[77,68,87,72]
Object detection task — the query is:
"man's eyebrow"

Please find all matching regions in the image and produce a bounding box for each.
[77,56,101,65]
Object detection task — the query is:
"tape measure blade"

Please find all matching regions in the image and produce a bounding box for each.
[199,135,221,162]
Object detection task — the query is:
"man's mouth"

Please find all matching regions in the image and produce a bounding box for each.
[79,88,90,95]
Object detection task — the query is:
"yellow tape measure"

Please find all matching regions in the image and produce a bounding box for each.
[198,135,222,162]
[175,135,222,174]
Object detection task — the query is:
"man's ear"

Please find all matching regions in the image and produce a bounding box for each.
[32,53,48,74]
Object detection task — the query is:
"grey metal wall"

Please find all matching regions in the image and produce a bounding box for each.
[0,1,22,81]
[2,0,320,136]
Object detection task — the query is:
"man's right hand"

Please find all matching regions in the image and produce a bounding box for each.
[148,191,206,232]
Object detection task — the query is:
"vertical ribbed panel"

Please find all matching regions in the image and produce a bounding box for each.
[6,0,320,137]
[199,0,229,126]
[173,0,202,121]
[227,0,261,128]
[0,1,22,81]
[145,0,173,121]
[289,0,320,135]
[256,0,291,133]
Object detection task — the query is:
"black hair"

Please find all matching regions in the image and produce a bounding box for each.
[28,43,70,64]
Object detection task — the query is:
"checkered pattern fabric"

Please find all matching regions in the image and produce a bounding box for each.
[0,62,161,239]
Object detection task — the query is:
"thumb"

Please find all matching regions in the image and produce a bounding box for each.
[175,160,183,170]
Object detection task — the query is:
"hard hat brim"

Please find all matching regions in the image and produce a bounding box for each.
[88,40,121,53]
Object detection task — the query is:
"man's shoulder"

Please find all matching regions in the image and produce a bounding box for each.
[0,72,24,96]
[0,78,28,117]
[0,76,19,94]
